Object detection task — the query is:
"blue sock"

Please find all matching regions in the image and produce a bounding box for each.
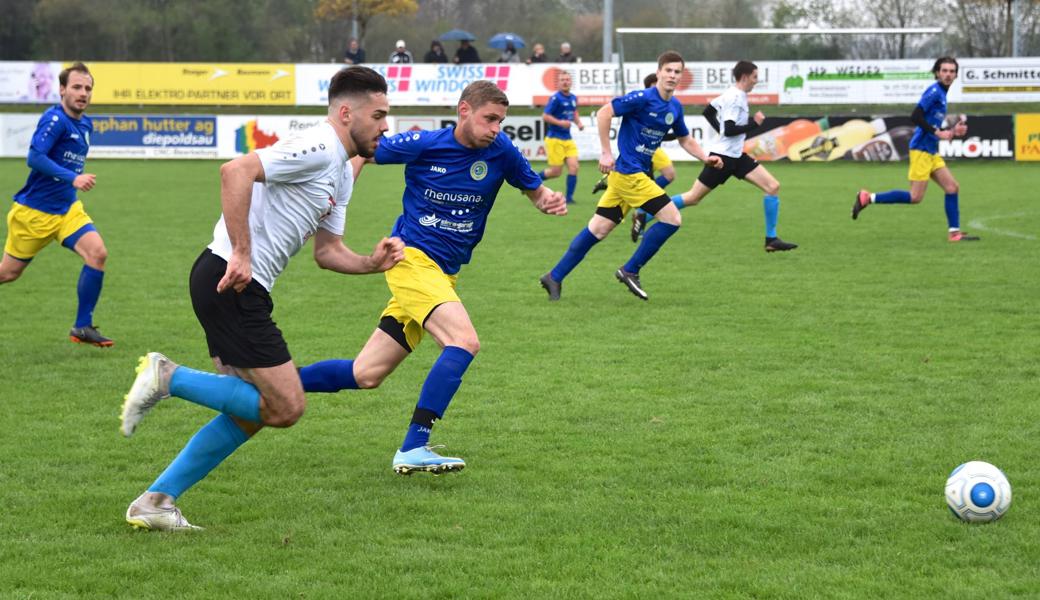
[763,195,779,238]
[550,227,600,282]
[655,174,671,189]
[74,265,104,328]
[623,222,680,274]
[299,359,357,392]
[944,193,960,229]
[401,346,475,451]
[566,174,577,202]
[641,195,684,225]
[148,414,249,499]
[874,190,912,204]
[169,367,262,422]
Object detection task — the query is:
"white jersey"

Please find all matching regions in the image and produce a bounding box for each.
[209,121,353,291]
[708,86,749,158]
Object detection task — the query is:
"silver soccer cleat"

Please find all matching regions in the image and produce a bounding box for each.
[120,352,177,437]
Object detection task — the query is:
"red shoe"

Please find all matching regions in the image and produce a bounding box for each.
[851,190,870,220]
[948,230,981,242]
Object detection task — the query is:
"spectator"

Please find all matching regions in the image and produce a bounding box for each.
[526,43,547,64]
[343,38,365,65]
[498,41,520,64]
[454,40,481,64]
[424,40,448,63]
[389,40,413,64]
[557,41,579,63]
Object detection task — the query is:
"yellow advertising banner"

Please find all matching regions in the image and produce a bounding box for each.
[84,63,294,105]
[1015,113,1040,161]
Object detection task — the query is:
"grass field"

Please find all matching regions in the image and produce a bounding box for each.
[1,157,1038,598]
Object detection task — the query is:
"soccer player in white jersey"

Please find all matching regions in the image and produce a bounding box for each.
[631,60,798,252]
[119,66,405,531]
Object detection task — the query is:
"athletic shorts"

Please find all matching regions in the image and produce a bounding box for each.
[545,137,578,166]
[4,201,95,260]
[651,147,673,173]
[908,150,946,181]
[189,249,291,369]
[697,152,760,189]
[379,246,460,352]
[597,171,666,214]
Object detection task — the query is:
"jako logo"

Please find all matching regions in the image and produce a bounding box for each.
[941,137,1014,158]
[430,165,446,173]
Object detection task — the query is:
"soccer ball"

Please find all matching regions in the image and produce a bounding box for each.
[945,461,1012,523]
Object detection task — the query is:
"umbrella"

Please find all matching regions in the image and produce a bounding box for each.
[488,33,526,50]
[439,29,477,42]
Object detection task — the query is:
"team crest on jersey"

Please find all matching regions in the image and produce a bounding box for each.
[665,113,675,125]
[470,161,488,181]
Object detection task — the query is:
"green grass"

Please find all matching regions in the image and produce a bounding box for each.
[1,157,1038,598]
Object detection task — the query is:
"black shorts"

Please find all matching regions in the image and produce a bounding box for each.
[189,249,291,369]
[697,152,760,189]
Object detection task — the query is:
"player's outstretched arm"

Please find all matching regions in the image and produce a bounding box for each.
[596,104,615,173]
[217,152,265,292]
[678,135,723,169]
[349,155,374,181]
[313,229,405,274]
[524,185,567,216]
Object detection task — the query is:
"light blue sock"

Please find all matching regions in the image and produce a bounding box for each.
[299,359,358,392]
[654,174,671,189]
[623,222,680,274]
[875,190,912,204]
[944,193,960,229]
[763,195,779,238]
[401,346,475,451]
[148,414,249,499]
[640,195,685,225]
[74,265,104,328]
[550,227,600,282]
[566,174,577,202]
[169,366,262,423]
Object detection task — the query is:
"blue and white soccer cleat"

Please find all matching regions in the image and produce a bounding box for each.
[392,445,466,475]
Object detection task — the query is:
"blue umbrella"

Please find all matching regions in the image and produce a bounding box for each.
[439,29,477,42]
[488,33,526,50]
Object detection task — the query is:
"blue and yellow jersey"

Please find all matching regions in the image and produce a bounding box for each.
[611,86,689,175]
[909,82,947,155]
[374,127,542,275]
[13,105,92,215]
[544,91,579,140]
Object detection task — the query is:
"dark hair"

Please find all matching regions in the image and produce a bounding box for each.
[932,56,958,77]
[657,51,684,69]
[643,73,657,88]
[459,80,509,109]
[732,60,757,81]
[59,62,92,87]
[328,66,387,104]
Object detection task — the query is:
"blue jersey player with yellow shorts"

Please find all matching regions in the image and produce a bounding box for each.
[540,71,584,203]
[296,81,567,474]
[540,51,722,301]
[1,62,115,345]
[852,56,979,242]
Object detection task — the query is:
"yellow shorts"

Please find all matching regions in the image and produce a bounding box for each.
[545,137,578,166]
[5,201,93,260]
[597,171,666,213]
[908,150,946,181]
[651,147,673,173]
[380,246,460,351]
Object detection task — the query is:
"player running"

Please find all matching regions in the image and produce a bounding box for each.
[539,71,584,204]
[295,81,567,475]
[1,62,116,346]
[540,51,722,302]
[119,67,404,530]
[851,56,979,242]
[630,60,798,252]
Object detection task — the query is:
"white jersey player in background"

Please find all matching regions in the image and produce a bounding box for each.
[632,60,798,252]
[118,66,405,531]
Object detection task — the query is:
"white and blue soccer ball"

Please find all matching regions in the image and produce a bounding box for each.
[945,461,1012,523]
